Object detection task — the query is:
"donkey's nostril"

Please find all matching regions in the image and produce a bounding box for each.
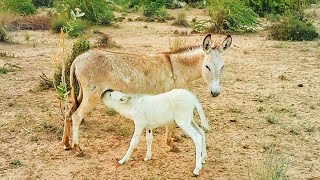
[211,91,220,97]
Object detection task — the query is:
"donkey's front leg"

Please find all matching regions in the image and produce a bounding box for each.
[118,125,144,164]
[144,129,153,161]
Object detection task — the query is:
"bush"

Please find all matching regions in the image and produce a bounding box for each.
[243,0,306,17]
[9,15,52,30]
[0,27,11,42]
[166,0,182,9]
[63,19,88,38]
[32,0,53,7]
[53,38,90,89]
[207,0,259,32]
[54,0,114,25]
[143,0,166,17]
[172,11,189,27]
[51,14,68,33]
[2,0,37,16]
[269,14,319,41]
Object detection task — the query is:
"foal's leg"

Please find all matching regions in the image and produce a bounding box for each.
[144,129,153,161]
[175,117,203,176]
[192,120,208,163]
[72,90,100,156]
[118,125,144,164]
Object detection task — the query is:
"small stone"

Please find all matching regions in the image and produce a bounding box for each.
[230,119,237,122]
[242,145,249,149]
[298,84,303,87]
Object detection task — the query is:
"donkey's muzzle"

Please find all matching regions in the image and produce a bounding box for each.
[211,91,220,97]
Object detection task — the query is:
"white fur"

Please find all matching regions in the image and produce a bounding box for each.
[101,89,210,176]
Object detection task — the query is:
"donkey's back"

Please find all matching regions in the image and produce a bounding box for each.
[73,50,174,94]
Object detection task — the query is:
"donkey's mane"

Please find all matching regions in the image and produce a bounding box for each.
[162,45,202,55]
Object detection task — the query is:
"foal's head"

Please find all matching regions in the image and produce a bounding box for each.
[101,89,131,105]
[201,34,232,97]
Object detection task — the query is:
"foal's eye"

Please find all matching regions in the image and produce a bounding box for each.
[221,65,224,70]
[206,65,211,71]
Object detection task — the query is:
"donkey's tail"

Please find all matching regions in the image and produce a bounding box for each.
[195,100,210,130]
[69,62,79,113]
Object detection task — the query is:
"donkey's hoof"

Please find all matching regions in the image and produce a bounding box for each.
[64,145,72,151]
[75,151,85,157]
[169,146,181,153]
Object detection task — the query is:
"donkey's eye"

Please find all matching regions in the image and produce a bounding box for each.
[221,65,224,70]
[206,65,211,71]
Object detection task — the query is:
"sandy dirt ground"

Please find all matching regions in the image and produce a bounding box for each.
[1,9,320,180]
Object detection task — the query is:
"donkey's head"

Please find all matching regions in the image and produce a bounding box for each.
[201,34,232,97]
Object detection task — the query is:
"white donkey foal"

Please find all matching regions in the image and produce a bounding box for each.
[101,89,210,176]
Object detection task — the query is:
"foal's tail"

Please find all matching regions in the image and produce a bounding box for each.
[195,101,210,130]
[69,62,80,113]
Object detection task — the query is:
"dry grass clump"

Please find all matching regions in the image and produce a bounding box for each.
[8,15,52,30]
[169,38,187,52]
[0,27,11,43]
[172,11,189,27]
[0,12,18,27]
[92,31,117,48]
[248,154,288,180]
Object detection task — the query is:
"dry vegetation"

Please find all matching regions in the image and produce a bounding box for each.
[0,5,320,180]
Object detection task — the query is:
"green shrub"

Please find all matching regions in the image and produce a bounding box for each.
[2,0,37,16]
[143,0,166,17]
[54,0,114,25]
[51,14,68,33]
[269,14,319,41]
[243,0,306,17]
[207,0,259,32]
[166,0,182,9]
[63,19,88,38]
[32,0,53,7]
[53,38,90,90]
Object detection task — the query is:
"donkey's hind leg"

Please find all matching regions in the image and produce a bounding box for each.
[62,103,78,150]
[72,89,101,156]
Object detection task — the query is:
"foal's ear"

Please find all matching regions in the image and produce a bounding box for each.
[120,96,131,103]
[218,35,232,52]
[202,34,212,54]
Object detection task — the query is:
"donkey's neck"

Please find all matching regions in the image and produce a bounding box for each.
[170,48,204,87]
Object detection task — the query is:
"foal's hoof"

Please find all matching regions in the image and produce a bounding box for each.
[118,159,125,164]
[193,168,201,177]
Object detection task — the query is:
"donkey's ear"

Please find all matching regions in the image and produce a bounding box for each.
[202,34,212,54]
[218,35,232,52]
[120,96,131,103]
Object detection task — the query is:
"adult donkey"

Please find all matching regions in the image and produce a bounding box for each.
[62,34,232,155]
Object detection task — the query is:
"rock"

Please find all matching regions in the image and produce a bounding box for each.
[298,84,303,87]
